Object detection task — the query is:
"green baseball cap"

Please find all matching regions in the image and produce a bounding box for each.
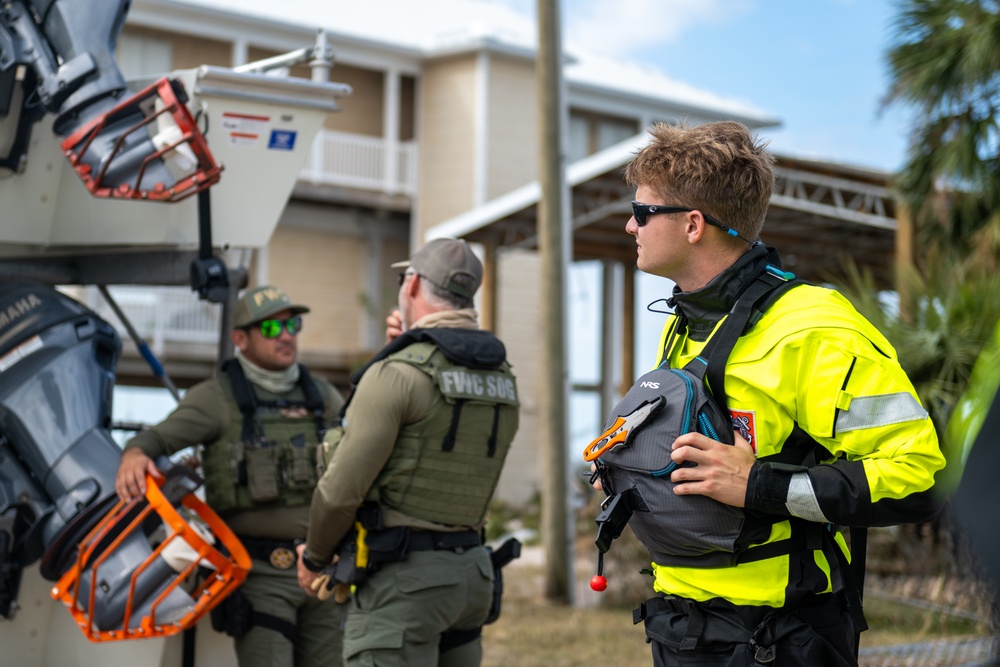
[392,238,483,299]
[232,285,310,328]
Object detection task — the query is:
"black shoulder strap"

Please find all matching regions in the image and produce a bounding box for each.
[296,364,328,440]
[339,331,425,418]
[224,359,328,442]
[687,269,807,410]
[224,358,260,442]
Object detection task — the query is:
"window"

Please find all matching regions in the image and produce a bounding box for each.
[567,110,639,162]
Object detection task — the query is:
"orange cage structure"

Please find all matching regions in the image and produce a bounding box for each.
[61,77,223,203]
[50,470,250,642]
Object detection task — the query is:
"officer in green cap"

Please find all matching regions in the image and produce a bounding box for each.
[296,238,520,666]
[116,284,346,667]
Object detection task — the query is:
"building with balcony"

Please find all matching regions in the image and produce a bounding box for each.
[101,0,900,505]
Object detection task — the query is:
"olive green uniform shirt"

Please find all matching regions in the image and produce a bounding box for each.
[125,371,343,540]
[306,309,480,563]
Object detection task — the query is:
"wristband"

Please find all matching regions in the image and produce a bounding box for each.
[300,551,327,573]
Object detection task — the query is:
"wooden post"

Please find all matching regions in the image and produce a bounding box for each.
[600,259,618,418]
[895,202,914,324]
[536,0,572,603]
[480,238,498,332]
[621,263,635,395]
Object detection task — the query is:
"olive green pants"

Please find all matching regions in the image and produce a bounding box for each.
[343,547,494,666]
[235,556,347,667]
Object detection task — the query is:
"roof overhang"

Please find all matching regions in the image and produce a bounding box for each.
[428,134,898,287]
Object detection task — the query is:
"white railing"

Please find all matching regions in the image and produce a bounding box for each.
[300,129,418,196]
[86,286,221,355]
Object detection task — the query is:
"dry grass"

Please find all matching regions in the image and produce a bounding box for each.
[482,595,651,667]
[480,538,997,667]
[482,545,651,667]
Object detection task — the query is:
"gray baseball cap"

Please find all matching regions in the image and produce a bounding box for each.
[232,285,310,328]
[392,238,483,299]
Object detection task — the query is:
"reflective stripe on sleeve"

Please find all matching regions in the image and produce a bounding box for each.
[835,392,928,433]
[785,472,830,523]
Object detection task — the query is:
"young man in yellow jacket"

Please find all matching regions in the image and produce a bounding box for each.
[621,121,944,666]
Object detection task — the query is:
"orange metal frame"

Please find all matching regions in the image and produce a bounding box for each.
[50,474,251,642]
[60,77,223,203]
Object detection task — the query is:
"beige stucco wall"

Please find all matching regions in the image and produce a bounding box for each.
[492,248,543,506]
[322,64,386,137]
[261,202,409,361]
[486,54,538,199]
[122,25,231,70]
[266,227,365,356]
[414,54,478,240]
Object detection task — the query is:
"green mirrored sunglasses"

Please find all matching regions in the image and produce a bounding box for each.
[256,316,303,338]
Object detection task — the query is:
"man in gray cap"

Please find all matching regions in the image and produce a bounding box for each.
[116,284,346,667]
[296,238,520,666]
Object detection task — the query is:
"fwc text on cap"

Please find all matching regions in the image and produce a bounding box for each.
[232,285,310,328]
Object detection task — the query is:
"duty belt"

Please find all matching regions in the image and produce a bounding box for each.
[406,529,481,552]
[238,536,298,570]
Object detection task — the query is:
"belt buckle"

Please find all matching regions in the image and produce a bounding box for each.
[269,546,296,570]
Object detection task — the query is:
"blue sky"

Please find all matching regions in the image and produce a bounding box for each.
[498,0,913,171]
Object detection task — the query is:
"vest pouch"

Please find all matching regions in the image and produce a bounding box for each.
[284,433,316,490]
[204,441,242,513]
[597,365,744,566]
[244,441,281,503]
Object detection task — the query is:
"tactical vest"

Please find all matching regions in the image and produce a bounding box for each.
[202,360,329,516]
[367,340,520,527]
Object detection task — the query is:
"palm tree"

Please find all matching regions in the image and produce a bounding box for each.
[885,0,1000,272]
[881,0,1000,434]
[837,260,1000,451]
[840,3,1000,589]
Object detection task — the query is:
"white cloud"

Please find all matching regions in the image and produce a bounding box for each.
[570,0,737,55]
[488,0,756,63]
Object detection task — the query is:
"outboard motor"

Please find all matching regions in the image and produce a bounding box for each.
[0,0,222,200]
[0,281,249,639]
[0,281,122,616]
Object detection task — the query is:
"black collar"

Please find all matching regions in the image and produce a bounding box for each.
[670,244,784,341]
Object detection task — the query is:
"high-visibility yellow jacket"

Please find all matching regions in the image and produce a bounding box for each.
[652,265,944,607]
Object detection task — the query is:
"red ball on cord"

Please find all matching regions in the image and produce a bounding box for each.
[590,575,608,592]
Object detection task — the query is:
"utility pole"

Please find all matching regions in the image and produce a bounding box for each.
[536,0,572,603]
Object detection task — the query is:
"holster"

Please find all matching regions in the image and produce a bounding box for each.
[210,586,253,639]
[328,505,407,589]
[209,583,298,643]
[329,529,367,588]
[484,537,521,625]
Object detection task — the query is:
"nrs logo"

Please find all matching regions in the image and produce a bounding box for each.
[639,381,660,389]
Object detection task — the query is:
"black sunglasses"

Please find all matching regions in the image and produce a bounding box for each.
[630,201,752,244]
[397,270,416,287]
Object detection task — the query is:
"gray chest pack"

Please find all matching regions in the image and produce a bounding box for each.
[585,269,802,578]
